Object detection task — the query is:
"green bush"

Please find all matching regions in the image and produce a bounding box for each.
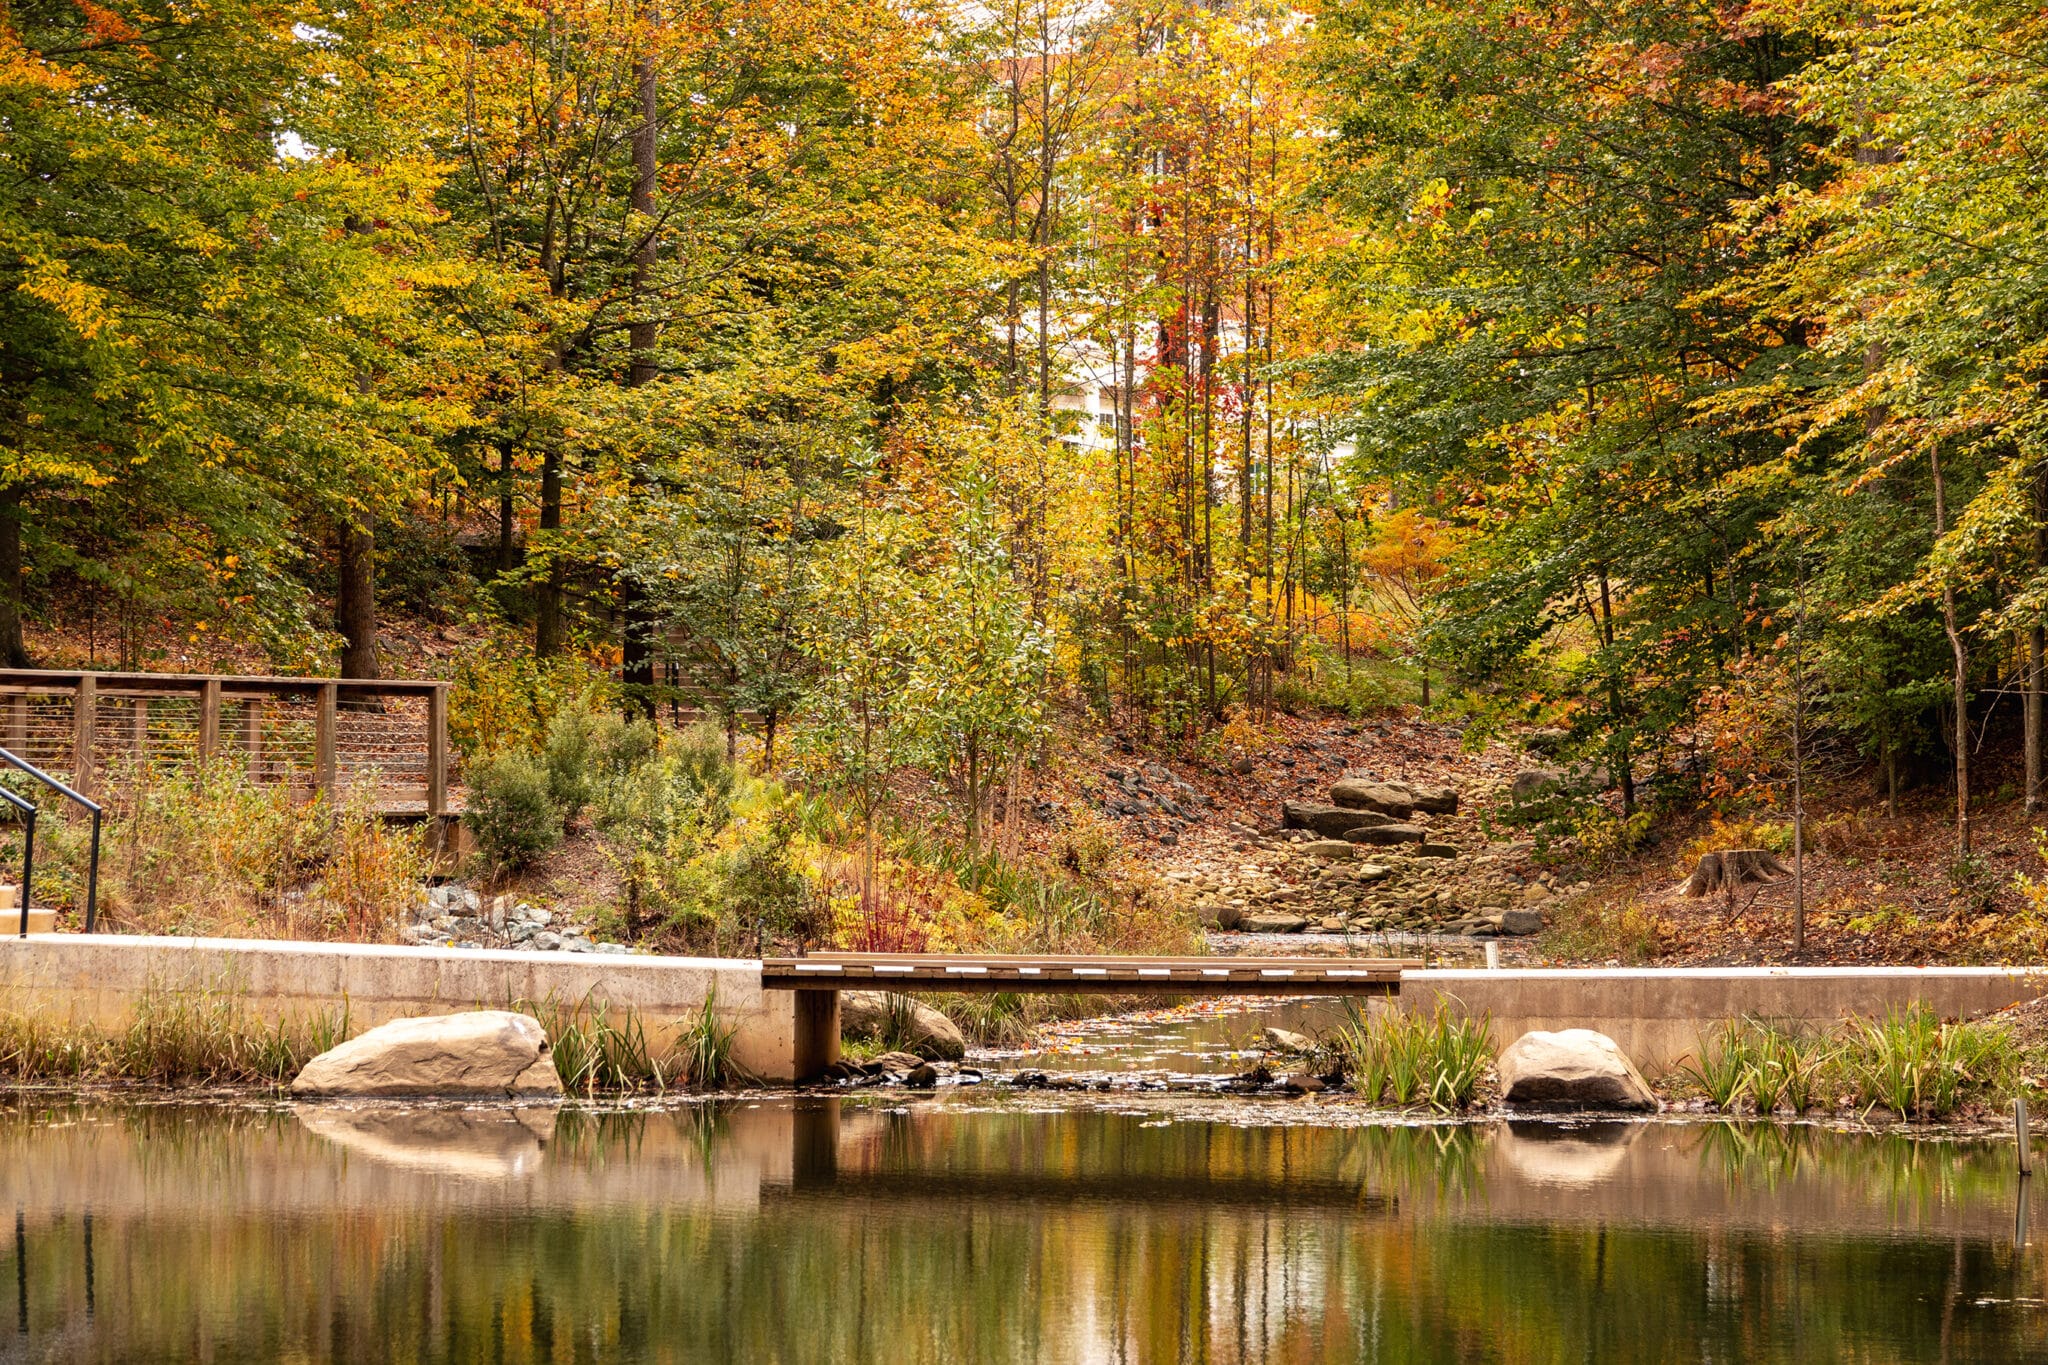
[466,750,563,872]
[540,700,657,826]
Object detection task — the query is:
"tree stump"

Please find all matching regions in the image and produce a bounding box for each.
[1680,848,1791,897]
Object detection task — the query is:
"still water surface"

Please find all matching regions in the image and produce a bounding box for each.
[3,1088,2045,1363]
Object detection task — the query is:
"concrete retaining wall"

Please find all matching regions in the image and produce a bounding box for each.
[0,934,814,1082]
[1399,966,2048,1075]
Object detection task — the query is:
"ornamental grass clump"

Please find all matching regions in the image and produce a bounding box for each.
[1334,1003,1493,1112]
[1839,1005,2012,1119]
[1681,1018,1836,1115]
[520,992,667,1094]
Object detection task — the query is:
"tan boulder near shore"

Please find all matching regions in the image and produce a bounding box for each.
[1496,1028,1657,1112]
[838,990,968,1061]
[291,1011,564,1098]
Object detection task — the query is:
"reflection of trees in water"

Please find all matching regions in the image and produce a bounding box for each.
[3,1102,2046,1363]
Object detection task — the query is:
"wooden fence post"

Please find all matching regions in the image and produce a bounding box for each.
[71,674,96,796]
[427,684,448,818]
[4,693,24,754]
[199,679,221,761]
[131,697,148,766]
[242,696,263,781]
[315,683,337,800]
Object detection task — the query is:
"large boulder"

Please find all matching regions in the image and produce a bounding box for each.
[1406,783,1460,815]
[1344,822,1426,846]
[291,1011,563,1098]
[1497,1029,1657,1111]
[1511,768,1564,803]
[1240,911,1310,934]
[1327,779,1416,818]
[1282,801,1384,839]
[838,990,968,1061]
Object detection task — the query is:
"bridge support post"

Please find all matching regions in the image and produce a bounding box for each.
[792,989,839,1082]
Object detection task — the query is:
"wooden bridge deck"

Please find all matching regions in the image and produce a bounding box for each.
[761,953,1417,995]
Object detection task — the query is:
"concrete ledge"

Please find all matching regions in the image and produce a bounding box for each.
[0,935,815,1083]
[1400,966,2048,1075]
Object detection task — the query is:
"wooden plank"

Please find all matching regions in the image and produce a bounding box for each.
[0,668,445,696]
[4,693,23,754]
[761,954,1415,995]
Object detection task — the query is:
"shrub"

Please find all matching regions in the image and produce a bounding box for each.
[447,640,611,762]
[465,750,562,872]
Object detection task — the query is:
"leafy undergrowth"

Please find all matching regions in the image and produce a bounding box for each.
[1530,770,2048,967]
[2,760,430,944]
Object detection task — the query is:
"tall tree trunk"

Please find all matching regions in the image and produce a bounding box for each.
[535,450,563,657]
[497,445,517,575]
[2030,473,2046,813]
[1930,448,1971,854]
[1598,572,1635,815]
[618,33,660,720]
[336,515,379,679]
[0,488,29,668]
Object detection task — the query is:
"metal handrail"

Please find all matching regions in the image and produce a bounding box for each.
[0,786,34,938]
[0,748,101,937]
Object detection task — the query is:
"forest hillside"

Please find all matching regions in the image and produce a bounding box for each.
[8,0,2048,972]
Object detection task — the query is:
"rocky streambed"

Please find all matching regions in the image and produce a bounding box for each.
[1167,772,1588,940]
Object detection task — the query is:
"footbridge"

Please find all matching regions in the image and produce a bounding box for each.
[762,952,1419,1076]
[762,952,1416,995]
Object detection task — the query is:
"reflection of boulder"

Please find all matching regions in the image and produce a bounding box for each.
[1498,1120,1641,1188]
[295,1104,558,1180]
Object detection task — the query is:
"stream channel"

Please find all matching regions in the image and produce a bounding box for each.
[4,997,2045,1363]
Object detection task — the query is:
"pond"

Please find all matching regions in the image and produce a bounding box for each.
[3,1088,2043,1363]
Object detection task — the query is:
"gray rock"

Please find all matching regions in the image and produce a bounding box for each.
[532,931,563,952]
[904,1063,939,1089]
[1497,1029,1657,1111]
[873,1050,925,1072]
[1328,779,1416,818]
[1498,908,1545,935]
[1345,823,1426,846]
[1407,783,1460,814]
[1414,842,1459,858]
[291,1011,563,1098]
[1281,801,1385,839]
[1512,768,1564,802]
[1263,1026,1314,1053]
[1302,839,1357,860]
[839,991,968,1061]
[1240,911,1310,934]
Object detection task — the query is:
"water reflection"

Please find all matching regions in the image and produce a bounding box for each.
[3,1095,2045,1363]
